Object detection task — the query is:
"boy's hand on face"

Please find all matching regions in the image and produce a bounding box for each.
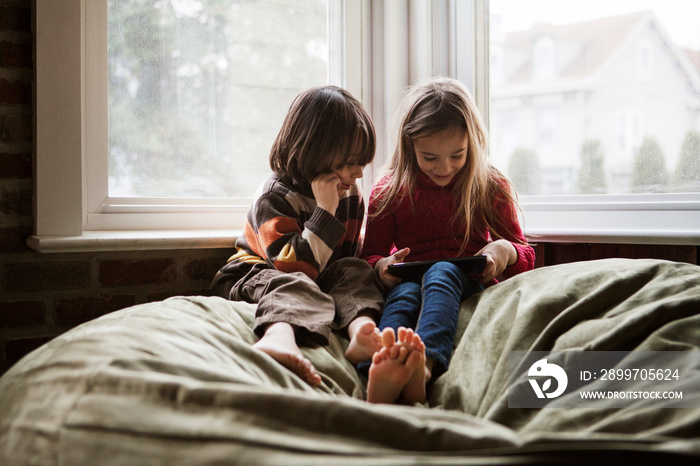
[312,172,341,215]
[375,247,410,289]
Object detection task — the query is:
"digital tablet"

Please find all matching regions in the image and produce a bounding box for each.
[387,255,487,282]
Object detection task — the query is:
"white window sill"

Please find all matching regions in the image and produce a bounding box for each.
[525,229,700,245]
[521,195,700,246]
[27,230,240,253]
[26,227,698,255]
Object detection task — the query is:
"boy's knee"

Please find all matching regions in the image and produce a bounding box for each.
[332,256,371,270]
[322,257,377,286]
[239,268,319,301]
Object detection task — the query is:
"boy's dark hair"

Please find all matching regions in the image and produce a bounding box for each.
[269,86,375,182]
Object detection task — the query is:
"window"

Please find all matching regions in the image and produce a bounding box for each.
[33,0,361,251]
[536,107,558,151]
[32,1,700,252]
[488,0,700,243]
[107,0,333,200]
[637,40,653,81]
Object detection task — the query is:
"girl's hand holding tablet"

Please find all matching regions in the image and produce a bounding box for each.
[375,247,410,289]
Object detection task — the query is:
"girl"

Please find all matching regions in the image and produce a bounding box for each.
[362,77,535,404]
[212,86,386,387]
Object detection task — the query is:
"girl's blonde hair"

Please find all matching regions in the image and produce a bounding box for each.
[269,86,375,182]
[373,77,527,252]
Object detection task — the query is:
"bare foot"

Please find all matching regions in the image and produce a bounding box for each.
[397,327,428,404]
[345,317,382,365]
[366,328,424,404]
[253,322,322,387]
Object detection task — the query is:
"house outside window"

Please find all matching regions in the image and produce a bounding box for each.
[637,40,653,81]
[488,0,700,242]
[533,35,555,80]
[489,0,700,197]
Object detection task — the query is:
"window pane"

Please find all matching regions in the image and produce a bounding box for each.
[489,0,700,195]
[108,0,332,198]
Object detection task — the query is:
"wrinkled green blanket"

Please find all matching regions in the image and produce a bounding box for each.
[1,259,699,464]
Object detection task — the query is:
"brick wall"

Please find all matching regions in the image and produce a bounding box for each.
[0,0,231,375]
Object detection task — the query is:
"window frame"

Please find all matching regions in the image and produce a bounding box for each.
[481,0,700,245]
[32,0,363,252]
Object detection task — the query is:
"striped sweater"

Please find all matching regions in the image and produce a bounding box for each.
[221,173,364,283]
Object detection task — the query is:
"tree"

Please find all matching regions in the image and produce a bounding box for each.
[674,130,700,192]
[108,0,227,196]
[508,147,541,195]
[576,139,607,194]
[107,0,329,198]
[631,137,668,192]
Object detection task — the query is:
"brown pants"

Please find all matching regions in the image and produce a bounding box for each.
[230,257,384,345]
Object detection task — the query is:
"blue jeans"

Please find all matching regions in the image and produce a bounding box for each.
[378,261,483,378]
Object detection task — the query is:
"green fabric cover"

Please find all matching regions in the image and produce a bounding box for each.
[1,259,699,464]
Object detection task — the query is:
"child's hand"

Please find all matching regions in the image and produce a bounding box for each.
[375,247,410,288]
[312,172,341,214]
[475,239,516,284]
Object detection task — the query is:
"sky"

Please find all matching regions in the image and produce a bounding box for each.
[490,0,700,49]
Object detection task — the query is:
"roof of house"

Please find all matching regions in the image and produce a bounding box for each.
[500,10,684,84]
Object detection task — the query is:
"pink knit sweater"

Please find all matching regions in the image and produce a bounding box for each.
[361,172,535,285]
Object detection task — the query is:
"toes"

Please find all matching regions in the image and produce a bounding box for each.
[396,345,409,363]
[298,357,321,386]
[381,328,396,347]
[410,333,422,348]
[389,344,401,359]
[397,326,406,341]
[397,327,415,346]
[359,320,377,335]
[308,372,322,386]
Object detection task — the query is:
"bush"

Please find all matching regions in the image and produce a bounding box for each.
[508,147,541,195]
[674,130,700,192]
[576,139,607,194]
[631,137,668,192]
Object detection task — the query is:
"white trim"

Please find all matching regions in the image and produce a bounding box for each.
[521,195,700,244]
[523,193,700,211]
[27,230,240,253]
[342,0,363,97]
[85,1,108,219]
[430,0,451,77]
[409,0,431,82]
[525,230,700,245]
[35,0,84,236]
